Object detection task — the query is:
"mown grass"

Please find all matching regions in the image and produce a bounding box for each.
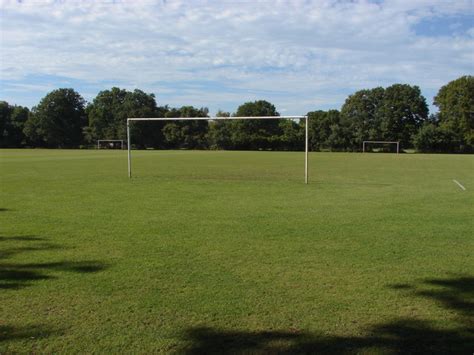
[0,149,473,353]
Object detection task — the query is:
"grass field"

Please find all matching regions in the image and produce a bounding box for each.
[1,149,473,353]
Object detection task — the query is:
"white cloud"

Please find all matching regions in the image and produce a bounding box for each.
[0,0,473,113]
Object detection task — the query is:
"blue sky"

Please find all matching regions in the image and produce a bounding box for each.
[1,0,473,115]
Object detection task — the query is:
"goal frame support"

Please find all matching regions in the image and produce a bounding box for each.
[362,140,400,154]
[127,116,309,184]
[97,139,125,150]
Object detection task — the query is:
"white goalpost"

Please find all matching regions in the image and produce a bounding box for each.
[127,116,309,184]
[97,139,125,149]
[362,141,400,154]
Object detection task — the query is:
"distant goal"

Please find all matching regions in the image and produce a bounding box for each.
[362,141,399,154]
[97,140,126,149]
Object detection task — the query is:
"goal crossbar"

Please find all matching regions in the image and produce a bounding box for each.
[127,116,309,183]
[128,116,305,121]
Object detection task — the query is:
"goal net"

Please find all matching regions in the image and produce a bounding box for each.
[362,141,400,154]
[97,140,125,149]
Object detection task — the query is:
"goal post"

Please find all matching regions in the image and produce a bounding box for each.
[362,141,400,154]
[97,139,125,149]
[127,116,310,184]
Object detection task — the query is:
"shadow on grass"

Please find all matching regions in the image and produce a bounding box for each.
[182,276,474,354]
[0,235,108,289]
[0,260,108,289]
[0,235,107,344]
[391,276,473,329]
[0,235,47,242]
[420,277,474,317]
[0,208,11,212]
[0,324,58,343]
[0,236,63,261]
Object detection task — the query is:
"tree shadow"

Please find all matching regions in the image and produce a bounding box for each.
[182,275,474,354]
[419,277,474,319]
[0,324,59,343]
[390,276,473,330]
[183,321,472,354]
[0,236,63,261]
[0,235,108,289]
[0,260,108,289]
[0,208,11,212]
[0,235,108,345]
[0,235,46,242]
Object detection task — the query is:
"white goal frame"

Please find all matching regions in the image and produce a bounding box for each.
[127,116,309,184]
[362,141,399,154]
[97,139,125,149]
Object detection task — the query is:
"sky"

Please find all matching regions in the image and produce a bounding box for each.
[0,0,473,115]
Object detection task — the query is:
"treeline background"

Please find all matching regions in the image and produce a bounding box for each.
[1,75,473,153]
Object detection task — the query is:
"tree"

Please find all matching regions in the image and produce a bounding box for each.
[1,102,30,147]
[413,122,458,153]
[230,100,280,150]
[278,119,304,151]
[434,75,474,152]
[162,106,209,148]
[23,89,86,148]
[307,110,346,151]
[8,105,30,147]
[341,85,428,150]
[126,91,163,148]
[87,87,161,148]
[0,101,10,146]
[208,110,232,149]
[326,123,350,151]
[378,84,428,147]
[86,87,127,142]
[340,87,385,150]
[210,105,302,151]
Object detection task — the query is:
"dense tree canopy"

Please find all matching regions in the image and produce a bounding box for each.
[433,75,474,152]
[307,110,347,151]
[162,106,209,149]
[380,84,428,145]
[341,84,428,149]
[278,118,304,151]
[87,87,128,141]
[3,76,471,153]
[23,89,86,148]
[0,101,30,147]
[208,110,232,149]
[340,87,385,149]
[230,100,280,150]
[413,122,459,153]
[87,87,161,148]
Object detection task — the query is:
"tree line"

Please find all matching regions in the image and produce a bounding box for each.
[1,75,472,153]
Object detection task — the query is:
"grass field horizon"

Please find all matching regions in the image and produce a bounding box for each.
[1,149,473,353]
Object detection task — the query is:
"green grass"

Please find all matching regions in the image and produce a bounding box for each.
[1,149,473,353]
